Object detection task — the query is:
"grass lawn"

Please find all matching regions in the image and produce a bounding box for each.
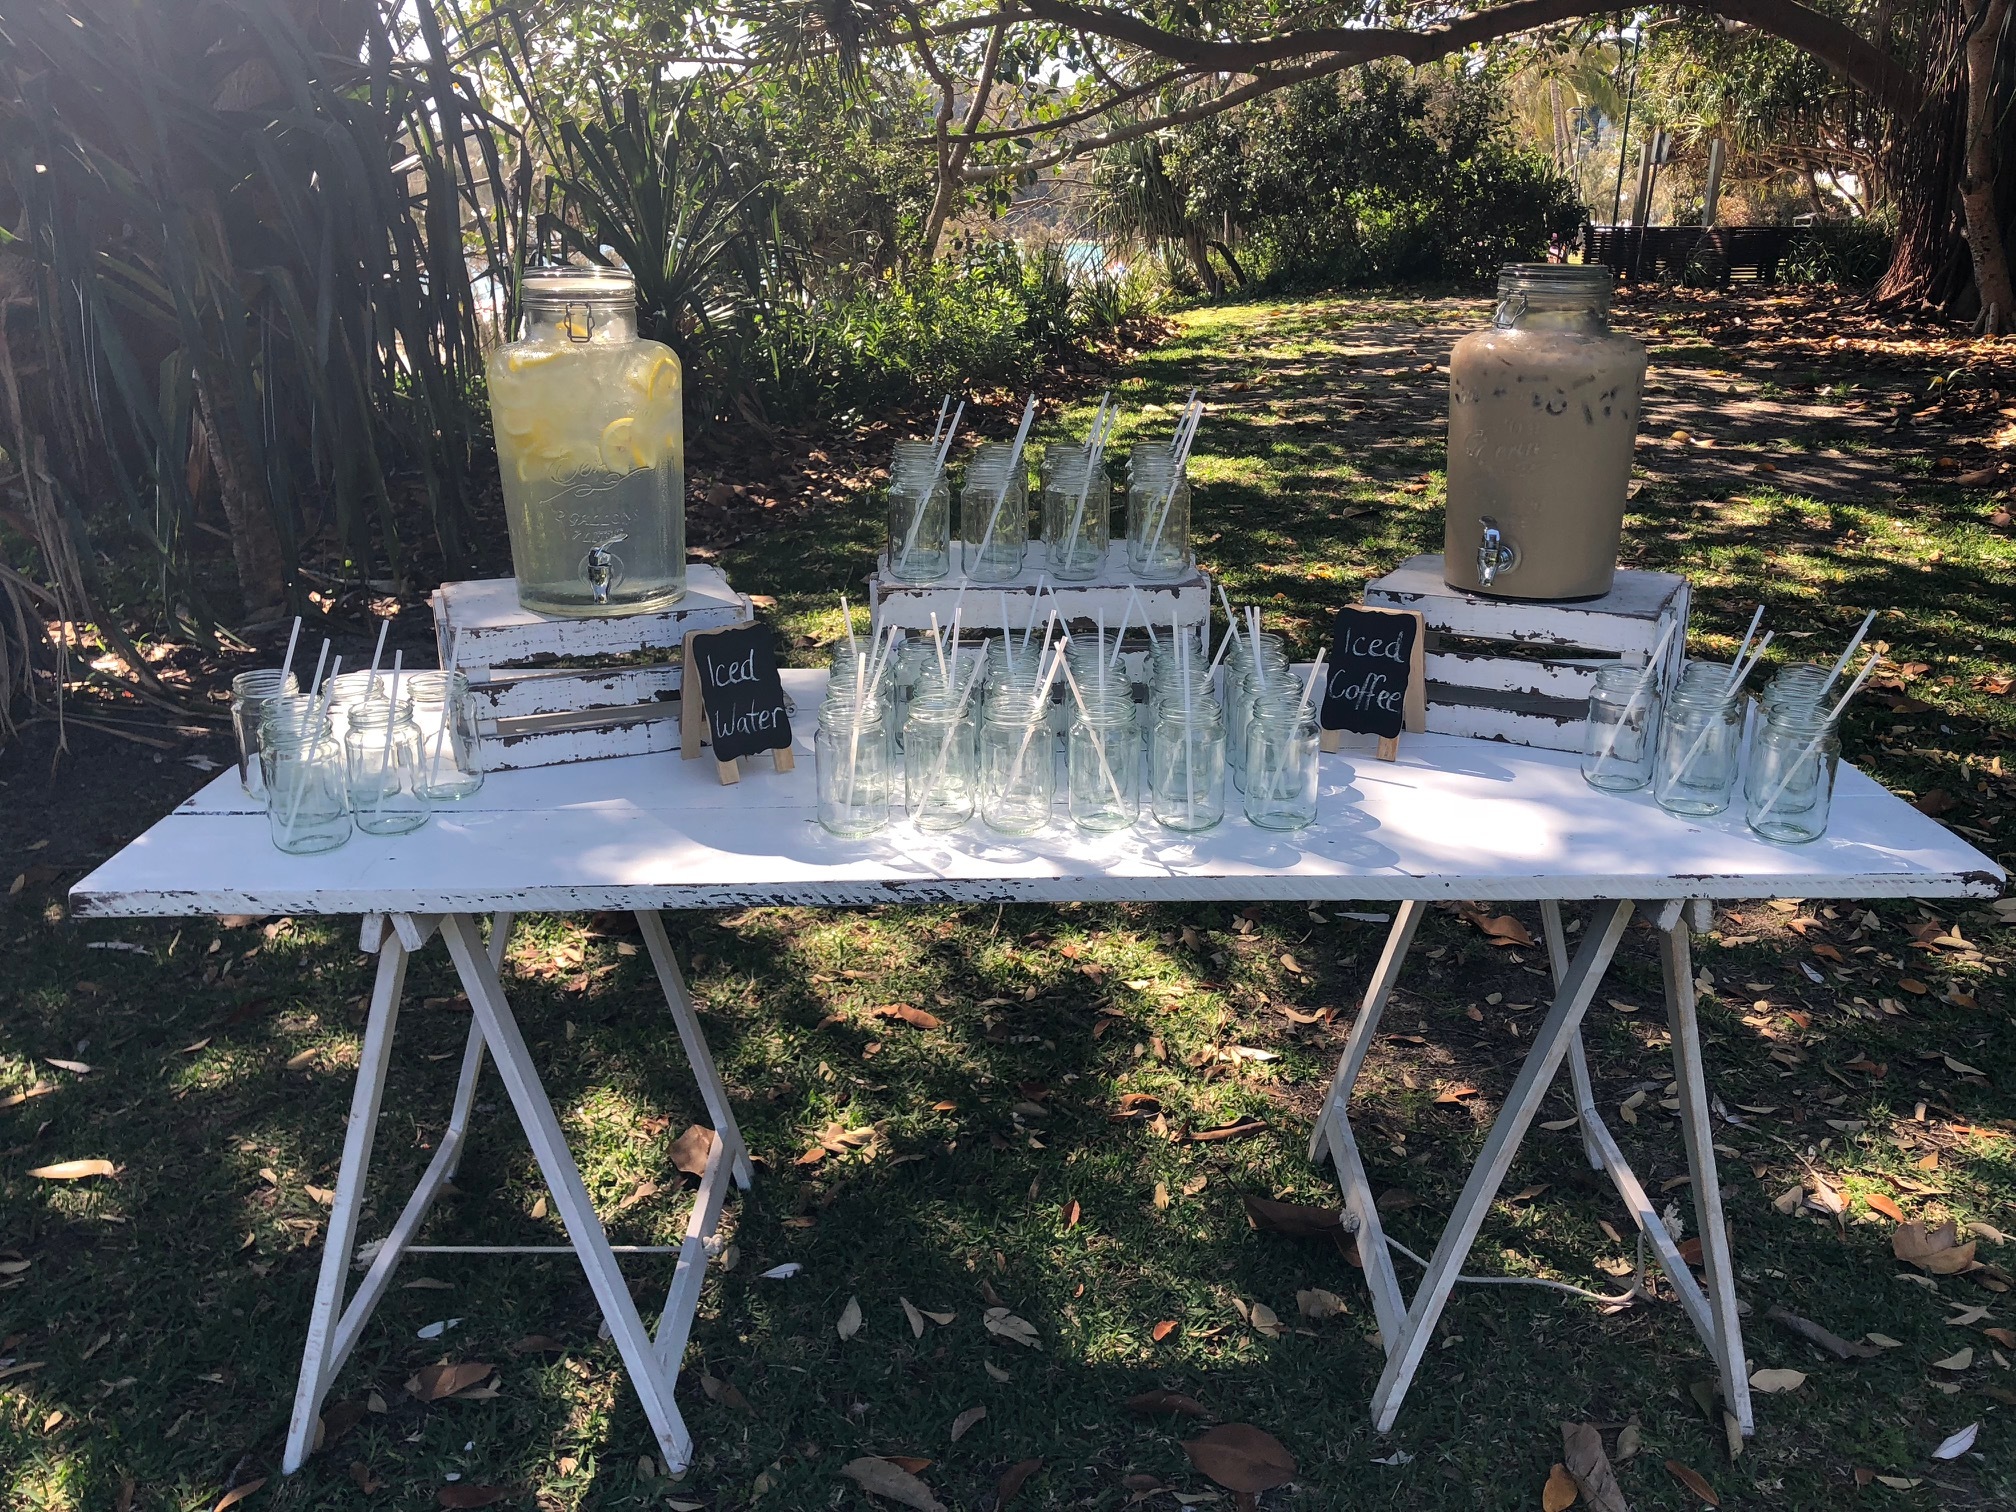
[3,289,2014,1511]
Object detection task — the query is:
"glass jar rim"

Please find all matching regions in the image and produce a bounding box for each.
[346,697,416,728]
[1496,263,1612,302]
[522,265,637,306]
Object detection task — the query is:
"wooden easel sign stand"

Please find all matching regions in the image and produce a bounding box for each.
[680,623,794,784]
[1318,604,1426,760]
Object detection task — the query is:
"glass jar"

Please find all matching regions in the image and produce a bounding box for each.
[1068,687,1139,832]
[980,688,1055,836]
[261,721,350,855]
[1041,444,1110,581]
[1151,698,1225,832]
[1444,265,1647,600]
[904,693,976,832]
[1581,662,1662,792]
[887,441,951,583]
[1126,443,1191,579]
[817,697,891,837]
[1745,705,1840,844]
[1760,663,1831,719]
[488,266,685,616]
[1243,694,1320,830]
[409,671,485,802]
[961,442,1028,583]
[231,669,299,799]
[345,699,429,836]
[1653,681,1742,816]
[324,669,388,741]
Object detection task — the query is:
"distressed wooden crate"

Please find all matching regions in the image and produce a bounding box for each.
[869,543,1210,649]
[1363,555,1688,751]
[429,566,752,770]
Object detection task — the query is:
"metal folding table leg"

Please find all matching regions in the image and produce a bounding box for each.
[1539,901,1606,1172]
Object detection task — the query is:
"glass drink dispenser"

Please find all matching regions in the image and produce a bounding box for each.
[487,267,686,616]
[1443,265,1646,601]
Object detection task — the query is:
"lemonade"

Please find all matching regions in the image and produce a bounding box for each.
[487,268,686,616]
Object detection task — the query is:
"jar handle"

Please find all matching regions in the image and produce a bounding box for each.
[563,301,593,343]
[1492,291,1527,329]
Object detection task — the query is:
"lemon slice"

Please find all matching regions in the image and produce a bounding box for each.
[643,353,681,405]
[600,415,659,474]
[501,346,565,376]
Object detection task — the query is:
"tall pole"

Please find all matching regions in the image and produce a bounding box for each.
[1609,23,1643,228]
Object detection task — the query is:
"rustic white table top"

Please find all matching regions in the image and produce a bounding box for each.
[71,671,2002,918]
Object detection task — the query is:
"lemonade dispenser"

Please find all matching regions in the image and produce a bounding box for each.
[487,267,685,616]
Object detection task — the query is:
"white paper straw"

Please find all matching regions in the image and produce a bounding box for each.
[277,655,341,847]
[1059,394,1112,572]
[1056,643,1129,812]
[369,618,390,680]
[969,396,1037,576]
[1752,654,1883,826]
[1668,630,1772,787]
[1178,630,1196,826]
[841,594,858,665]
[1108,593,1135,670]
[896,401,963,575]
[279,616,302,688]
[928,394,951,450]
[1588,618,1678,776]
[1298,652,1328,717]
[1820,609,1877,697]
[371,652,405,822]
[1143,398,1203,562]
[1000,640,1067,802]
[929,612,949,684]
[911,645,990,821]
[428,628,463,791]
[842,650,868,820]
[1128,586,1159,651]
[307,639,331,699]
[1021,576,1049,654]
[1723,605,1765,696]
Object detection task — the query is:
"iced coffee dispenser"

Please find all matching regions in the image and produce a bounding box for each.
[1443,264,1646,600]
[487,266,686,617]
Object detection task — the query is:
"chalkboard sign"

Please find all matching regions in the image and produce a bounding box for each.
[681,623,794,782]
[1320,605,1425,759]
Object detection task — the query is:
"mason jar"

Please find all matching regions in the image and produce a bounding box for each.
[1444,264,1647,599]
[231,669,299,799]
[980,688,1055,836]
[1581,662,1662,792]
[345,698,428,836]
[1068,687,1139,832]
[1244,693,1320,830]
[1041,444,1110,581]
[260,721,350,856]
[816,697,891,837]
[1653,680,1742,816]
[324,669,388,741]
[1126,443,1191,580]
[487,266,685,616]
[904,693,977,831]
[887,441,951,583]
[1745,704,1840,843]
[961,441,1028,583]
[409,670,485,802]
[1760,663,1832,719]
[1151,699,1225,832]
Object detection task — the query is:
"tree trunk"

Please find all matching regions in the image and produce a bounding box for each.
[195,377,288,623]
[1961,0,2015,331]
[918,22,1007,262]
[1183,226,1223,296]
[1873,0,1971,310]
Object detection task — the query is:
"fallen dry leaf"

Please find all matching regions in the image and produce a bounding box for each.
[1457,902,1535,947]
[668,1124,715,1177]
[213,1482,268,1512]
[901,1297,926,1338]
[983,1307,1039,1347]
[1247,1301,1284,1338]
[1932,1346,1974,1371]
[1866,1192,1907,1223]
[1543,1462,1578,1512]
[1127,1389,1208,1418]
[949,1405,986,1441]
[28,1159,115,1181]
[1561,1420,1628,1512]
[872,1004,942,1030]
[1061,1198,1081,1231]
[1241,1194,1345,1240]
[1297,1288,1347,1321]
[405,1362,493,1402]
[1665,1458,1719,1506]
[1748,1367,1807,1393]
[1765,1307,1880,1360]
[837,1295,863,1340]
[1186,1117,1267,1143]
[995,1457,1042,1507]
[1183,1423,1297,1495]
[837,1457,944,1512]
[1433,1083,1480,1104]
[1931,1422,1979,1459]
[348,1461,381,1494]
[1151,1320,1179,1342]
[1894,1219,1978,1275]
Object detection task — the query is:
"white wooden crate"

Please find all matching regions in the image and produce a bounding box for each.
[429,566,752,770]
[1363,555,1688,751]
[869,543,1210,646]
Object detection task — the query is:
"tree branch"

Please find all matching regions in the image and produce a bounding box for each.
[1016,0,1922,119]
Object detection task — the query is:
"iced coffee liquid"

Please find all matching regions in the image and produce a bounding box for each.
[1444,321,1646,600]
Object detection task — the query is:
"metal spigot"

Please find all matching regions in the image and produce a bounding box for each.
[584,533,628,603]
[1476,517,1516,587]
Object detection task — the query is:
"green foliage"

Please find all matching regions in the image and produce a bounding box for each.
[1151,65,1584,290]
[1781,222,1895,286]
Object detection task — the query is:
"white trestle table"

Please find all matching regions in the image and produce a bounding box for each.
[70,668,2003,1468]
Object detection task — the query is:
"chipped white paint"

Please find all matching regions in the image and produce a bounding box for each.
[1365,555,1689,752]
[869,543,1210,639]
